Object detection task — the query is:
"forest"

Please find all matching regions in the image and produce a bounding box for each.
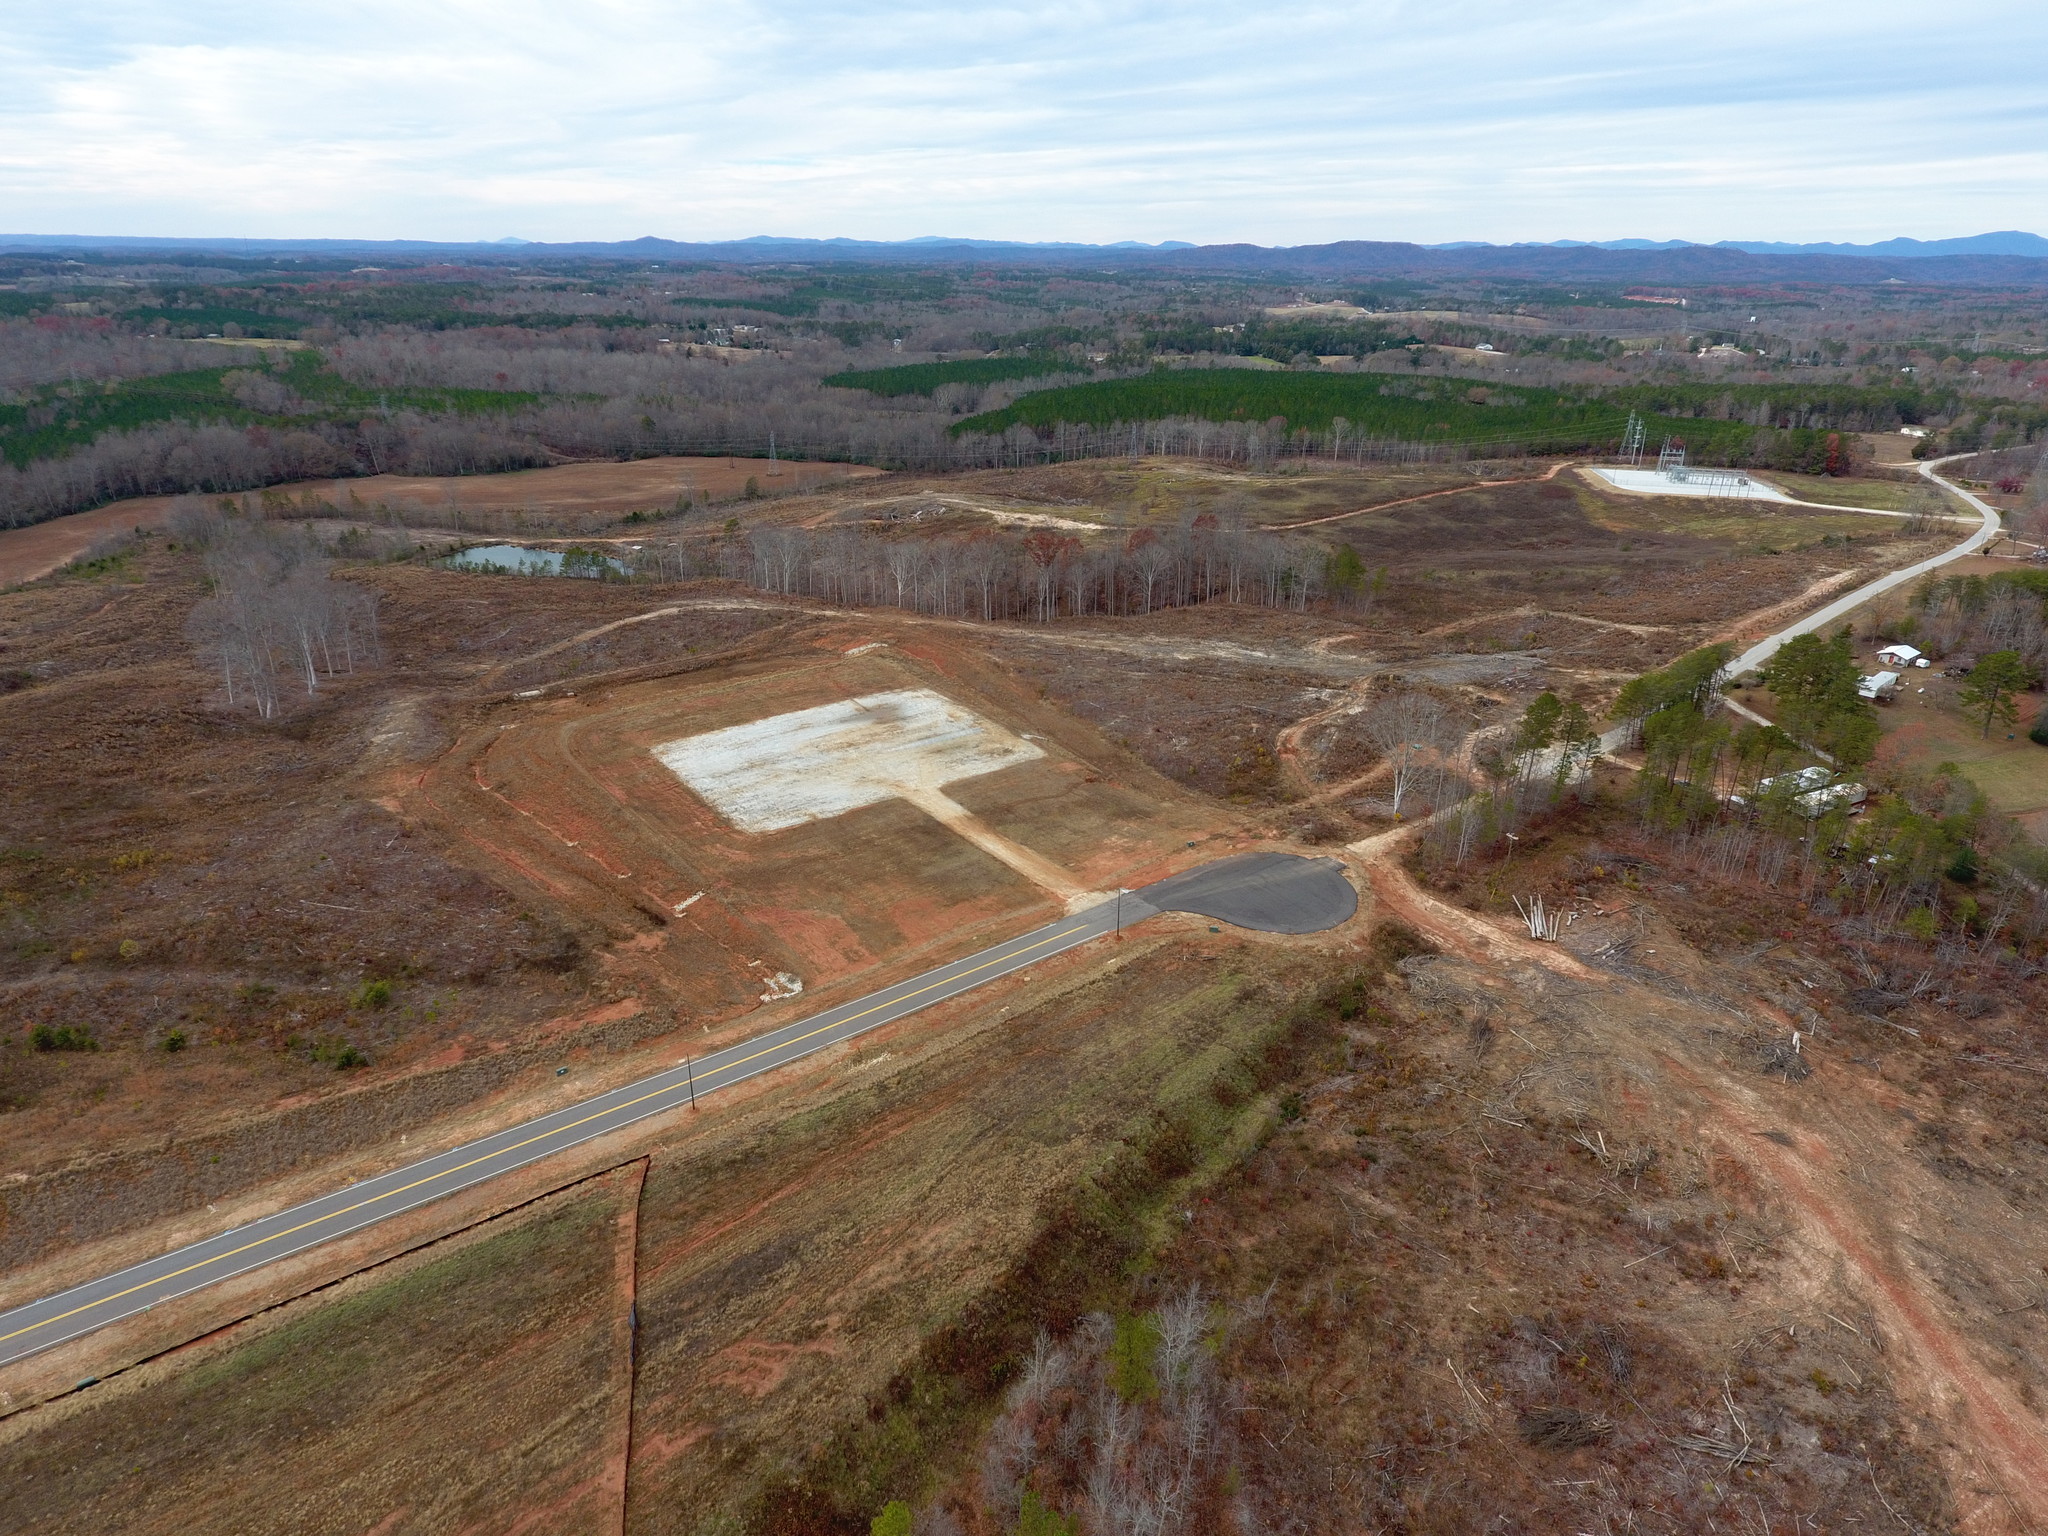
[4,246,2048,529]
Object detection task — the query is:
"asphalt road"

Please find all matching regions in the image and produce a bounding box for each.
[1566,455,2003,765]
[1141,851,1358,933]
[1727,454,2001,678]
[0,853,1353,1370]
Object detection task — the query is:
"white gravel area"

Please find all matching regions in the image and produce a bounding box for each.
[655,688,1045,833]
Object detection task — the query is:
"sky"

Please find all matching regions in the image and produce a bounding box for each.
[1,0,2043,247]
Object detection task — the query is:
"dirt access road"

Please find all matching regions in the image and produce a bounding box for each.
[1343,829,2048,1528]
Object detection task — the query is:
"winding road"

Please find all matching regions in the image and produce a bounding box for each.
[1726,453,2002,678]
[1571,454,2003,761]
[0,854,1355,1370]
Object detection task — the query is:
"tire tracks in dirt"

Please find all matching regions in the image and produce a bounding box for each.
[611,1158,648,1536]
[1265,459,1579,531]
[1708,569,1869,648]
[1416,603,1677,642]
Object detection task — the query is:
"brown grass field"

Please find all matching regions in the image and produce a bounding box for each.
[0,457,884,585]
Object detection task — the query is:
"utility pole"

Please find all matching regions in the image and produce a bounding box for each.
[685,1056,696,1108]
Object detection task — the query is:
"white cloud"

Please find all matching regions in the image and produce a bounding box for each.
[0,0,2041,243]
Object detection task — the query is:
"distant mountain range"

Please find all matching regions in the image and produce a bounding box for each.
[5,230,2046,283]
[1447,231,2048,260]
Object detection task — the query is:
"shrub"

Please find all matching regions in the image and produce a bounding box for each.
[1900,907,1939,942]
[2031,711,2048,747]
[161,1030,187,1053]
[869,1503,911,1536]
[1016,1490,1078,1536]
[351,978,393,1010]
[311,1038,368,1070]
[1108,1311,1163,1404]
[1224,738,1281,801]
[31,1024,98,1052]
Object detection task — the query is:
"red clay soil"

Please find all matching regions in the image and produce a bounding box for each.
[0,503,180,586]
[606,1159,649,1536]
[1358,826,2048,1530]
[1348,829,1601,982]
[1662,1053,2048,1527]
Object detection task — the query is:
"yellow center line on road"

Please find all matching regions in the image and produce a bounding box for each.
[0,916,1097,1349]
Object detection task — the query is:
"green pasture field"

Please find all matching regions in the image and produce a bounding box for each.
[1760,472,1934,511]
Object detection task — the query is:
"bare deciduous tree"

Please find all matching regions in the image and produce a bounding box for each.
[177,501,380,718]
[1359,689,1458,818]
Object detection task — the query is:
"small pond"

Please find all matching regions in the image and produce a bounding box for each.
[445,544,626,578]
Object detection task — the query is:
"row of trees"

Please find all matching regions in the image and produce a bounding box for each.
[1419,688,1605,863]
[627,520,1387,621]
[0,413,552,529]
[1757,632,1882,765]
[978,1290,1235,1536]
[1606,644,2025,932]
[1407,639,2047,973]
[13,299,2042,530]
[179,504,381,718]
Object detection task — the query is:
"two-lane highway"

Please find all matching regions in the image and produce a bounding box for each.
[0,852,1358,1369]
[0,894,1150,1370]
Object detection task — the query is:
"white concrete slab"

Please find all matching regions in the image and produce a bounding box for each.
[654,688,1045,834]
[1589,466,1790,502]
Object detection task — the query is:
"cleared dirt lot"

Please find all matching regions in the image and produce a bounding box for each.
[404,629,1219,1023]
[0,458,1922,1194]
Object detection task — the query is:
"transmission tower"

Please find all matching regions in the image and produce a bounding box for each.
[1619,411,1645,466]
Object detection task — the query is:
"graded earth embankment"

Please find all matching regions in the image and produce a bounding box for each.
[407,633,1217,1023]
[0,1163,646,1536]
